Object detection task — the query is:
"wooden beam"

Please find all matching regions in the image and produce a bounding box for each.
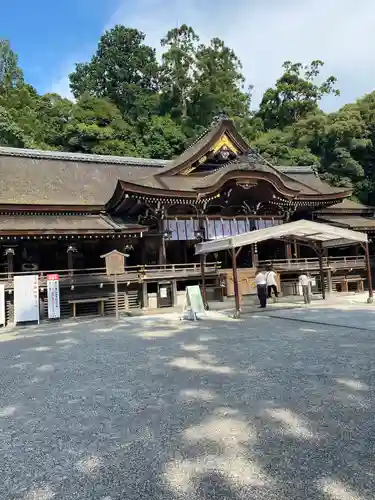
[200,254,208,310]
[317,242,326,300]
[232,248,241,318]
[361,242,373,303]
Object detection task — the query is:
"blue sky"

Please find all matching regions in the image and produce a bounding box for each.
[2,0,375,111]
[1,0,118,94]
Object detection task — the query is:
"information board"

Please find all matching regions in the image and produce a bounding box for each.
[14,274,39,324]
[0,284,5,326]
[47,274,60,319]
[182,285,206,320]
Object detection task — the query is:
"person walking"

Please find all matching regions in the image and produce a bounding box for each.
[266,266,278,301]
[255,269,267,308]
[299,273,311,304]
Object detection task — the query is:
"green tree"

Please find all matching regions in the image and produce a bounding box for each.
[0,39,23,90]
[0,84,44,148]
[0,106,27,147]
[35,93,74,148]
[159,25,199,121]
[257,60,339,130]
[69,26,160,119]
[59,93,143,155]
[320,107,367,184]
[253,127,319,166]
[191,37,250,128]
[355,92,375,200]
[137,115,187,159]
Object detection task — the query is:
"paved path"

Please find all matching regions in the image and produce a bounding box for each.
[0,310,374,499]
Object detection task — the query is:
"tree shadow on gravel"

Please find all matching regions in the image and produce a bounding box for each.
[265,304,375,331]
[0,313,374,499]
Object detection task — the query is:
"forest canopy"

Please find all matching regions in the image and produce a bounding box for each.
[1,26,375,204]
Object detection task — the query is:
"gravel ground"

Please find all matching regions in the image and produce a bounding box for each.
[0,310,375,499]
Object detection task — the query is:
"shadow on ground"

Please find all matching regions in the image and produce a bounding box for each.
[0,310,374,499]
[265,304,375,331]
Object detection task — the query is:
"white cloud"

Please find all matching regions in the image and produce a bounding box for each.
[50,0,375,110]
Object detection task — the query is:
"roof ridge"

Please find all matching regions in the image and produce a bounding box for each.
[276,165,315,174]
[0,146,169,167]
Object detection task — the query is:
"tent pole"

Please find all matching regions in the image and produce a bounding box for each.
[364,242,373,302]
[200,253,209,310]
[232,248,241,318]
[318,243,326,300]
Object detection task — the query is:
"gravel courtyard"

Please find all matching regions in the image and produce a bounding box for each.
[1,309,375,500]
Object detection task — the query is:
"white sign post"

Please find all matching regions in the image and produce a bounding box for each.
[0,284,5,327]
[47,274,60,319]
[14,275,40,324]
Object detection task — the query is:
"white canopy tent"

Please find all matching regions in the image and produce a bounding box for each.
[195,220,368,255]
[195,220,372,317]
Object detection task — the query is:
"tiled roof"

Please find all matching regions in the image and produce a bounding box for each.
[318,215,375,229]
[0,150,162,206]
[0,146,169,167]
[0,214,146,233]
[320,200,372,211]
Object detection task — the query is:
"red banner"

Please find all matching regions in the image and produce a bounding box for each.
[47,274,59,281]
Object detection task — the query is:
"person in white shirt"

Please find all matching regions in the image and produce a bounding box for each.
[255,269,267,308]
[266,267,278,300]
[299,273,311,304]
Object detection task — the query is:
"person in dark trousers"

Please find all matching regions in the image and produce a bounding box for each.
[255,269,267,308]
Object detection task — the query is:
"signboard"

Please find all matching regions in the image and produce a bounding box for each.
[182,285,206,321]
[101,251,125,276]
[14,275,39,324]
[100,250,126,320]
[47,274,60,319]
[0,284,5,327]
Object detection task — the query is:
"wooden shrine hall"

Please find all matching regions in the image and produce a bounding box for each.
[0,115,373,321]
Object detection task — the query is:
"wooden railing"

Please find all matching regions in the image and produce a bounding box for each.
[0,262,222,289]
[259,256,367,271]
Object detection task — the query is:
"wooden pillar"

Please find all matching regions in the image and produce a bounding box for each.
[232,248,241,318]
[318,244,326,300]
[285,242,292,261]
[4,247,15,278]
[157,218,166,266]
[293,239,299,258]
[171,279,177,307]
[183,242,188,264]
[251,244,259,267]
[200,254,208,310]
[364,242,373,302]
[67,245,75,276]
[326,268,333,294]
[141,240,147,265]
[141,281,148,309]
[124,287,129,310]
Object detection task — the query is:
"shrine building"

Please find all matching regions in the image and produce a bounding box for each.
[0,116,373,320]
